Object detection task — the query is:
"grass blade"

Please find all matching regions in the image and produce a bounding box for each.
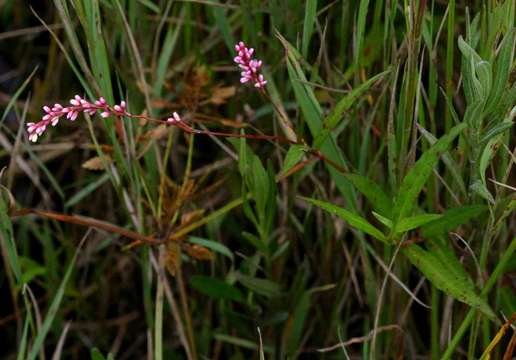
[27,229,90,360]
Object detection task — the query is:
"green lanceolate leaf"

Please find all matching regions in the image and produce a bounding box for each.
[344,173,392,217]
[470,180,495,204]
[326,70,389,129]
[395,213,442,233]
[402,244,496,320]
[279,144,306,178]
[372,211,393,229]
[237,273,282,298]
[417,124,467,195]
[485,29,515,115]
[190,275,244,302]
[480,120,514,144]
[420,205,486,239]
[392,123,467,224]
[301,197,387,243]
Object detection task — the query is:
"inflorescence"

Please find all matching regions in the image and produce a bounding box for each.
[27,41,264,142]
[26,95,184,143]
[233,41,267,89]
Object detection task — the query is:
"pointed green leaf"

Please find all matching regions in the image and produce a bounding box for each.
[392,123,467,222]
[372,211,393,229]
[301,0,317,57]
[190,275,244,302]
[395,214,442,233]
[279,145,306,178]
[403,244,496,320]
[237,273,282,298]
[326,70,389,129]
[345,174,392,217]
[485,29,515,115]
[420,205,486,239]
[301,197,387,243]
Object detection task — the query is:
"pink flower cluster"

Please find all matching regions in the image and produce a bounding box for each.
[26,95,144,142]
[233,41,267,89]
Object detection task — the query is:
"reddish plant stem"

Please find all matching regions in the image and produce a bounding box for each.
[10,208,162,245]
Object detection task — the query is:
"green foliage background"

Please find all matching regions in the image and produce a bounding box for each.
[0,0,514,359]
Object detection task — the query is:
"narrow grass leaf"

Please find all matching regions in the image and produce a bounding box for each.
[0,187,21,283]
[1,66,38,122]
[16,316,30,360]
[302,197,387,243]
[65,173,110,208]
[286,291,310,355]
[210,1,235,51]
[137,0,160,14]
[90,348,106,360]
[214,334,273,353]
[301,0,317,58]
[154,7,183,97]
[27,230,89,360]
[355,0,370,66]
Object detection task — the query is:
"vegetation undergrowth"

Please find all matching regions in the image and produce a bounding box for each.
[0,0,515,359]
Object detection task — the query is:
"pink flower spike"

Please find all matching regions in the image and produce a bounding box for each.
[27,96,138,142]
[233,41,266,90]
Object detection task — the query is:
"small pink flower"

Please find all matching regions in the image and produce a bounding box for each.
[113,101,127,115]
[233,41,266,89]
[166,112,182,124]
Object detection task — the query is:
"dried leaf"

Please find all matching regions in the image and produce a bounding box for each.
[82,156,112,171]
[193,65,210,88]
[210,86,236,105]
[184,244,214,261]
[181,209,205,226]
[140,124,169,141]
[164,242,181,276]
